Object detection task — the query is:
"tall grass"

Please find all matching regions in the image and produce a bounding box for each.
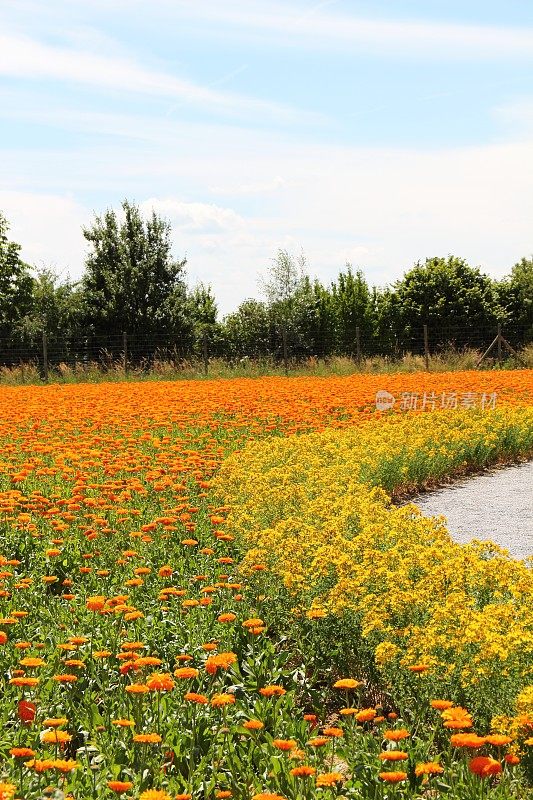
[1,345,532,385]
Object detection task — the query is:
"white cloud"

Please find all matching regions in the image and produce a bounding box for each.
[110,0,533,60]
[139,198,246,233]
[209,176,286,196]
[0,30,316,123]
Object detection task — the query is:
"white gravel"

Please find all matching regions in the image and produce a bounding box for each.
[412,461,533,561]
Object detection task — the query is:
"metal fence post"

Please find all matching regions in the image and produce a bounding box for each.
[202,333,208,376]
[123,331,128,375]
[282,325,288,376]
[42,330,49,382]
[355,326,361,364]
[423,324,430,371]
[497,323,502,365]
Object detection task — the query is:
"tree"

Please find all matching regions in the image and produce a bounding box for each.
[393,256,499,349]
[82,200,190,340]
[20,268,83,343]
[221,299,272,359]
[331,266,375,355]
[260,248,310,358]
[0,213,34,343]
[496,257,533,339]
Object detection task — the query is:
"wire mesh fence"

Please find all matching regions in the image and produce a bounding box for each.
[0,323,531,381]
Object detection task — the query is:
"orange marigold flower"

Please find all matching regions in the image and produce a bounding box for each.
[216,791,233,798]
[41,730,71,744]
[333,678,362,690]
[139,791,172,800]
[174,667,199,680]
[205,652,237,674]
[10,747,35,758]
[86,595,106,611]
[42,717,68,727]
[107,780,134,793]
[290,766,316,777]
[19,657,45,668]
[133,733,162,744]
[450,733,487,748]
[407,664,429,673]
[18,699,36,723]
[259,685,286,697]
[112,719,135,727]
[251,794,288,800]
[243,719,264,731]
[174,794,192,800]
[355,708,377,723]
[10,676,39,687]
[307,737,329,748]
[430,700,454,711]
[184,692,209,704]
[486,735,512,746]
[379,771,407,783]
[146,672,175,692]
[504,754,520,765]
[272,739,297,751]
[415,762,444,777]
[217,613,237,623]
[379,751,408,761]
[243,618,264,628]
[323,727,343,737]
[316,772,343,787]
[469,756,502,777]
[211,693,236,707]
[0,782,16,798]
[52,674,78,683]
[384,729,410,741]
[52,759,79,773]
[125,683,149,694]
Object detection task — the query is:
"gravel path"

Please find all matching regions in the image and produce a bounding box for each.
[412,461,533,561]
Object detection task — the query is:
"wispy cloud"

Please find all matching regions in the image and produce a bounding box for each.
[0,30,320,123]
[154,0,533,60]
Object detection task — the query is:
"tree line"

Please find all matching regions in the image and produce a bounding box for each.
[1,200,532,361]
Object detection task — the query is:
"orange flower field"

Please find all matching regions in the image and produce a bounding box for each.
[0,370,532,799]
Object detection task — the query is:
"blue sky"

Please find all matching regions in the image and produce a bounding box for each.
[1,0,533,313]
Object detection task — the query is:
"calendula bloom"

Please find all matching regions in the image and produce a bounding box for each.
[323,726,343,737]
[211,693,236,707]
[290,766,316,777]
[42,717,68,727]
[10,676,39,687]
[174,667,199,680]
[356,708,377,723]
[107,780,134,793]
[25,759,55,772]
[340,707,358,716]
[53,759,79,773]
[133,733,162,744]
[217,613,237,623]
[126,683,149,694]
[379,751,408,761]
[205,652,237,674]
[450,733,487,748]
[430,700,454,710]
[18,699,36,722]
[146,672,175,692]
[53,674,78,683]
[41,729,71,744]
[86,595,106,611]
[252,794,288,800]
[139,791,172,800]
[243,719,264,730]
[504,754,520,765]
[112,719,135,727]
[307,737,329,748]
[259,685,286,697]
[415,762,444,776]
[333,678,362,690]
[175,794,192,800]
[407,664,429,673]
[0,783,16,798]
[10,747,35,758]
[272,739,297,751]
[316,773,343,787]
[243,618,264,629]
[469,756,502,777]
[384,728,410,741]
[184,692,209,704]
[379,771,407,783]
[216,791,233,798]
[19,657,45,667]
[486,734,512,746]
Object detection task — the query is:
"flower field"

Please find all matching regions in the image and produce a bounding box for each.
[0,370,532,800]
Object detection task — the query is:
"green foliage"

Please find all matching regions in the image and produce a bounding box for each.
[496,257,533,336]
[82,200,190,338]
[0,213,34,343]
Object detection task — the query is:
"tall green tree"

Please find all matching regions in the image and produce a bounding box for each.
[496,257,533,338]
[82,200,190,339]
[221,299,272,358]
[331,266,375,354]
[393,256,499,348]
[0,213,34,343]
[20,268,83,343]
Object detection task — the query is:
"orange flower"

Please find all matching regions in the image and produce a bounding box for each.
[184,692,209,704]
[379,771,407,783]
[384,729,410,741]
[146,672,175,692]
[211,693,236,707]
[272,739,297,751]
[86,595,106,611]
[259,685,286,697]
[252,794,288,800]
[290,765,316,777]
[217,613,237,623]
[469,757,502,777]
[52,674,78,683]
[323,726,343,738]
[243,618,264,629]
[504,754,520,765]
[10,676,39,687]
[486,734,512,746]
[205,652,237,674]
[10,747,35,758]
[450,733,487,748]
[52,759,79,773]
[316,772,343,786]
[215,792,233,798]
[17,700,36,723]
[407,664,429,673]
[41,730,71,744]
[414,762,444,776]
[430,700,454,710]
[174,667,199,680]
[126,683,149,694]
[379,751,408,761]
[42,718,68,727]
[355,708,377,723]
[307,737,329,748]
[133,733,162,744]
[333,678,362,690]
[107,780,134,793]
[112,719,135,727]
[243,719,264,731]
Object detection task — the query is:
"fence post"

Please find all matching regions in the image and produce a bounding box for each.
[281,325,289,376]
[123,331,128,375]
[423,324,430,371]
[42,330,49,383]
[202,333,208,377]
[497,323,502,366]
[355,326,361,364]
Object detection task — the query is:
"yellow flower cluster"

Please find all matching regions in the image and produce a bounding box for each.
[216,408,533,718]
